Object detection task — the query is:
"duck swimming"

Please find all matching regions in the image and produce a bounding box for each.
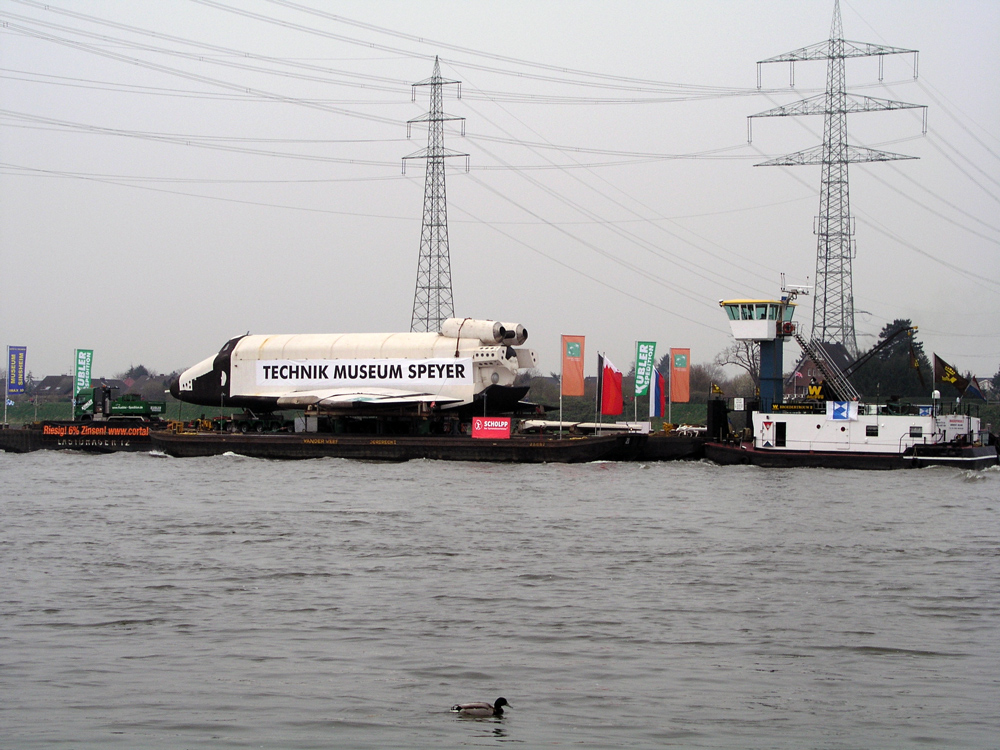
[450,697,510,717]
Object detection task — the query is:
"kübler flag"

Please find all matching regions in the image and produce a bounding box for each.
[74,349,94,400]
[634,341,656,396]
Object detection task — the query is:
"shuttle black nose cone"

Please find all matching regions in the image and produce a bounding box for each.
[168,375,180,400]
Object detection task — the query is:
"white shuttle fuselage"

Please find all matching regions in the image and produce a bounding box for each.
[170,318,537,415]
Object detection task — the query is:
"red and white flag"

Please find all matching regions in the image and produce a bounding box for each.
[598,353,623,416]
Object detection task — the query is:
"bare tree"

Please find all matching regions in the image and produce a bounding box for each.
[689,362,726,395]
[728,372,758,398]
[714,341,760,393]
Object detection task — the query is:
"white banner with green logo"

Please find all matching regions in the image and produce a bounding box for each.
[74,349,93,400]
[634,341,656,396]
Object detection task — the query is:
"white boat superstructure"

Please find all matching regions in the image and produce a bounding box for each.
[752,404,988,455]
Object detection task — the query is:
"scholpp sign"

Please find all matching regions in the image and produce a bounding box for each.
[472,416,511,439]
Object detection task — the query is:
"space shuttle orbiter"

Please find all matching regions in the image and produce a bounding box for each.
[169,318,537,416]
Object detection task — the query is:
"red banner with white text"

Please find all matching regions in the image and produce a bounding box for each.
[472,416,511,439]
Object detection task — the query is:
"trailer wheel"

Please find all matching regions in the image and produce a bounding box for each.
[240,423,249,433]
[255,423,264,433]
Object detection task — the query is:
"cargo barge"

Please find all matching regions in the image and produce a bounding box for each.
[1,420,707,463]
[0,421,157,454]
[0,386,168,454]
[150,429,647,463]
[2,318,712,463]
[151,316,706,463]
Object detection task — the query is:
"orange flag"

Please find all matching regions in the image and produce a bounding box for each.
[670,348,690,403]
[561,335,585,396]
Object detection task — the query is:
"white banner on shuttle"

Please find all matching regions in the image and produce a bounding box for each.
[255,358,473,387]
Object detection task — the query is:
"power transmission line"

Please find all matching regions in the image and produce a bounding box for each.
[403,57,467,333]
[749,0,925,356]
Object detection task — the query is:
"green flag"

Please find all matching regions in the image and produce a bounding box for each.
[74,349,93,400]
[634,341,657,396]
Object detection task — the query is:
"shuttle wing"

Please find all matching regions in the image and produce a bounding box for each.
[274,387,464,408]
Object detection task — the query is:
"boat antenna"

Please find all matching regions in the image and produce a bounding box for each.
[780,272,812,304]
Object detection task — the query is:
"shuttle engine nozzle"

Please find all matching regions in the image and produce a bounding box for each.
[441,318,528,346]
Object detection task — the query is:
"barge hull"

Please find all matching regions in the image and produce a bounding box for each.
[907,444,998,470]
[705,442,998,471]
[637,435,705,461]
[0,422,156,453]
[151,431,645,463]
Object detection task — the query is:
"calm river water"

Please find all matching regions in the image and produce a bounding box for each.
[1,451,998,749]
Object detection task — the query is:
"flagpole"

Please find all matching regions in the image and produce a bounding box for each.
[668,347,674,425]
[559,336,564,440]
[668,376,672,425]
[4,345,9,425]
[596,352,602,436]
[633,340,638,424]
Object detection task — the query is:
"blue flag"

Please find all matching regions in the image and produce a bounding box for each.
[826,401,858,421]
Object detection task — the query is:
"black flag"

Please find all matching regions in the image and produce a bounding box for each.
[933,354,969,395]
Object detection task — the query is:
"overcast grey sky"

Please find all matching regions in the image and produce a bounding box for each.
[2,0,998,380]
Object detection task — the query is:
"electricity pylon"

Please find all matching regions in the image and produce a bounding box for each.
[749,0,926,355]
[403,57,469,333]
